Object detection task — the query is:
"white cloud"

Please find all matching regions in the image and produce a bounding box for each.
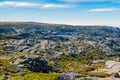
[88,8,119,12]
[41,4,71,9]
[0,1,40,7]
[0,1,71,9]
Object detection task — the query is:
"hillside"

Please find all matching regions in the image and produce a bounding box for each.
[0,22,120,80]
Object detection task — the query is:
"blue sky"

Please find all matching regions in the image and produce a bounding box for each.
[0,0,120,26]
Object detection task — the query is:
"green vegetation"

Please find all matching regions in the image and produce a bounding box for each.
[0,40,7,55]
[8,73,58,80]
[80,46,106,62]
[0,75,3,80]
[0,58,18,79]
[79,62,105,76]
[88,72,109,78]
[0,46,7,55]
[52,55,82,72]
[52,48,105,71]
[0,41,107,80]
[0,59,10,71]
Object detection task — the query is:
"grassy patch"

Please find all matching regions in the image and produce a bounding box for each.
[52,55,82,73]
[8,73,59,80]
[0,59,9,67]
[79,62,105,76]
[88,72,109,78]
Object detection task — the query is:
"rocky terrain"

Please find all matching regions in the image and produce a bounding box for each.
[0,22,120,80]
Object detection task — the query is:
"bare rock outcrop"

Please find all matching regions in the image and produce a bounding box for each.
[105,60,120,72]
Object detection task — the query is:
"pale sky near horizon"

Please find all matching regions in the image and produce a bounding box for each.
[0,0,120,26]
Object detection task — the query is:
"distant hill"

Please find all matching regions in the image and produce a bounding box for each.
[0,22,120,56]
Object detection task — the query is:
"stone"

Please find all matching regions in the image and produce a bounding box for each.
[105,60,120,72]
[83,77,98,80]
[58,70,78,80]
[110,72,120,78]
[21,57,53,72]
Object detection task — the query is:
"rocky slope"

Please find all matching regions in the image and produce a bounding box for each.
[0,22,120,80]
[0,22,120,56]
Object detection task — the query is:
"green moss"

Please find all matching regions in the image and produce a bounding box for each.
[88,72,109,78]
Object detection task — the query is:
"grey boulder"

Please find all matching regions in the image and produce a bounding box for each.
[111,72,120,78]
[58,70,78,80]
[83,77,98,80]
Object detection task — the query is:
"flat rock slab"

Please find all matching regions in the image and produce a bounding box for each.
[116,78,120,80]
[105,61,120,72]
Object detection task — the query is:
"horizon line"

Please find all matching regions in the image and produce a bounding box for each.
[0,21,119,27]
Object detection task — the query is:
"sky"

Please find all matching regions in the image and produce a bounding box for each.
[0,0,120,26]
